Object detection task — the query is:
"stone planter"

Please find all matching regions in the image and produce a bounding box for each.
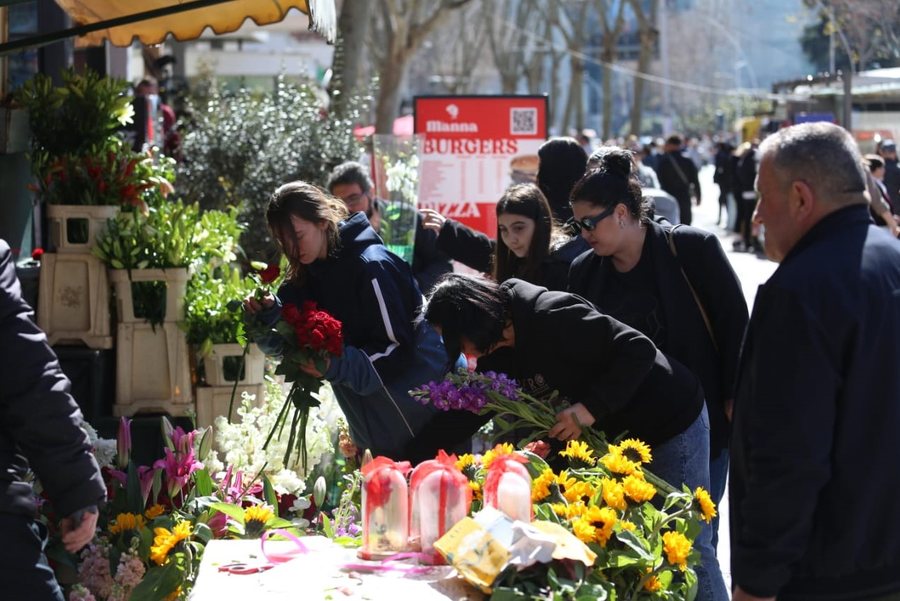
[37,252,112,349]
[203,343,265,387]
[46,204,119,254]
[108,267,189,324]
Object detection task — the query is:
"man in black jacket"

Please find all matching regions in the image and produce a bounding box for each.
[0,239,106,599]
[731,123,900,601]
[326,161,452,294]
[656,135,701,225]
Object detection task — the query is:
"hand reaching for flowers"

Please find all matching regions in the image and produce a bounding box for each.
[549,403,596,442]
[243,292,275,315]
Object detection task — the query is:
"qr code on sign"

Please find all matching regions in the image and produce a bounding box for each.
[510,108,537,135]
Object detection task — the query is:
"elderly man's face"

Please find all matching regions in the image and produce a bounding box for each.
[754,154,804,263]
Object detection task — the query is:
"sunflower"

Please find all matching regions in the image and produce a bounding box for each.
[550,502,570,519]
[108,512,145,535]
[584,505,618,546]
[144,504,165,519]
[150,521,193,566]
[694,487,717,523]
[571,516,597,544]
[558,440,596,466]
[455,453,477,472]
[623,473,657,503]
[468,481,482,502]
[662,531,692,571]
[482,443,515,469]
[600,477,627,510]
[244,505,274,537]
[618,519,637,532]
[563,480,594,504]
[617,439,653,464]
[600,445,638,476]
[531,468,555,503]
[644,574,662,592]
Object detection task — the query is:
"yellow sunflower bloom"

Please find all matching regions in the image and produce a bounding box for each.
[571,517,597,544]
[558,440,596,466]
[244,505,274,537]
[644,574,662,592]
[694,487,717,523]
[550,502,570,519]
[623,473,657,503]
[600,477,627,511]
[482,443,516,469]
[563,481,594,504]
[585,505,618,546]
[617,438,653,464]
[531,468,555,503]
[455,454,477,472]
[144,504,165,519]
[108,512,145,535]
[619,519,637,532]
[469,481,482,501]
[150,521,193,566]
[600,445,638,475]
[662,531,692,571]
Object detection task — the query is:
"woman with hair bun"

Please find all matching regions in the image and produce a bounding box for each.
[568,147,747,554]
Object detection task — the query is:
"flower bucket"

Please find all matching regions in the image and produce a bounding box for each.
[37,252,112,349]
[203,343,265,386]
[109,267,189,324]
[46,204,119,254]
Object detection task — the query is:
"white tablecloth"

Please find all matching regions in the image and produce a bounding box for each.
[190,537,483,600]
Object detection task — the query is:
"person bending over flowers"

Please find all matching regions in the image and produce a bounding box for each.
[407,274,727,601]
[244,181,445,459]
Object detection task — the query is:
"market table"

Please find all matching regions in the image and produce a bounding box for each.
[191,537,484,600]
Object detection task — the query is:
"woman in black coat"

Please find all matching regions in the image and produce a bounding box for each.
[567,148,748,543]
[411,274,727,601]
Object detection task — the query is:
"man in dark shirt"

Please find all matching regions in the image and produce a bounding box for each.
[656,135,701,225]
[731,123,900,601]
[877,138,900,207]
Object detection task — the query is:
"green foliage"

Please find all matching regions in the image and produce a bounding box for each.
[177,75,371,259]
[183,263,256,351]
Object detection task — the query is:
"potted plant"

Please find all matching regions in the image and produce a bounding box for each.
[15,68,139,252]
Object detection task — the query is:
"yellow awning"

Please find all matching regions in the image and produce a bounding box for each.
[54,0,336,47]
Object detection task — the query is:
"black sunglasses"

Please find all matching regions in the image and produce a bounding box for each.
[568,205,616,233]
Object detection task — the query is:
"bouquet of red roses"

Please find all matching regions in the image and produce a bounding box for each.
[265,300,343,471]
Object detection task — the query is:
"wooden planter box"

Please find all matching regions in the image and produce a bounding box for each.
[109,268,189,324]
[203,343,265,387]
[37,252,113,349]
[195,384,265,430]
[114,321,193,417]
[46,204,119,254]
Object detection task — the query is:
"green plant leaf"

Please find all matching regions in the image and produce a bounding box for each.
[210,502,246,524]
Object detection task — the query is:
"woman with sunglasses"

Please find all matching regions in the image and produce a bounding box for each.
[568,148,748,550]
[420,183,583,290]
[408,273,728,601]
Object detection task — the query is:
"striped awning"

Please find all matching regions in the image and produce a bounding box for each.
[0,0,336,56]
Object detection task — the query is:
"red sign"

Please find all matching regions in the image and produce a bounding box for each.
[414,95,548,236]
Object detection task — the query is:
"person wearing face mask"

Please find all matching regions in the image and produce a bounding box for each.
[567,148,748,552]
[243,181,445,459]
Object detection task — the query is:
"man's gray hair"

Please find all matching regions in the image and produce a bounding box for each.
[758,122,867,204]
[326,161,374,194]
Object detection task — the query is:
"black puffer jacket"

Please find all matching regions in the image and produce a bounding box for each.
[0,239,106,518]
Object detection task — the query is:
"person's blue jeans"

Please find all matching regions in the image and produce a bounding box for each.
[708,447,729,551]
[649,404,729,601]
[0,514,65,601]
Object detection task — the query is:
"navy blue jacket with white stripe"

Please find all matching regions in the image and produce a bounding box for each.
[255,212,444,459]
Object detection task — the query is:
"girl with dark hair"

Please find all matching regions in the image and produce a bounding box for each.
[568,148,748,553]
[410,273,727,601]
[244,181,446,459]
[420,184,583,291]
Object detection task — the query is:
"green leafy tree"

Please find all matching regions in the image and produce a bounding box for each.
[177,76,370,261]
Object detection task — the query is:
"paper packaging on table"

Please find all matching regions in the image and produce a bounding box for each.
[409,451,472,562]
[361,456,411,557]
[433,507,596,594]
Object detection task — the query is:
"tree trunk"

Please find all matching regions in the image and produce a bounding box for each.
[375,54,407,134]
[630,26,654,135]
[331,0,373,116]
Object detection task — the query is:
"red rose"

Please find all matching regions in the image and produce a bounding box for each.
[31,248,44,261]
[282,303,301,326]
[258,263,280,284]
